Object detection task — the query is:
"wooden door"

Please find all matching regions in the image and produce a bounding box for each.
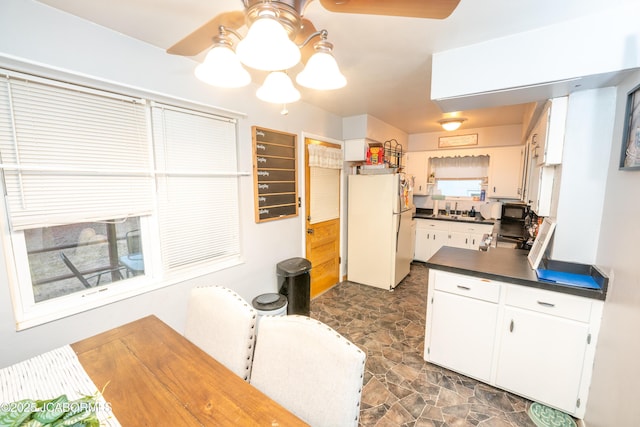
[305,138,341,298]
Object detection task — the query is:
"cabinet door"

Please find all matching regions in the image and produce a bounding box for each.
[430,229,449,257]
[488,146,524,199]
[527,164,555,216]
[405,152,428,195]
[428,290,498,382]
[496,307,589,414]
[448,231,469,249]
[467,232,485,250]
[414,228,430,262]
[344,138,367,161]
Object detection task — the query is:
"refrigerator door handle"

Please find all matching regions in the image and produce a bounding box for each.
[395,212,401,253]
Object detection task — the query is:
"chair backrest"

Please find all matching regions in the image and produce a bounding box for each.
[184,285,257,381]
[125,230,141,258]
[59,252,93,288]
[250,315,366,427]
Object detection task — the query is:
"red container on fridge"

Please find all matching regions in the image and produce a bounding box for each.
[366,144,384,165]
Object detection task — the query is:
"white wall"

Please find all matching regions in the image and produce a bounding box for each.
[431,1,640,108]
[343,114,409,149]
[0,0,342,367]
[586,70,640,427]
[408,124,522,151]
[550,88,616,263]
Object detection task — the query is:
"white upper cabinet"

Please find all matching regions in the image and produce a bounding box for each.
[532,96,568,166]
[487,146,525,200]
[343,138,369,162]
[404,152,429,195]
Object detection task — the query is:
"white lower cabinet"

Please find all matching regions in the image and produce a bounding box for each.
[448,222,492,250]
[427,273,500,382]
[414,219,493,261]
[496,307,588,413]
[425,270,602,419]
[414,220,449,262]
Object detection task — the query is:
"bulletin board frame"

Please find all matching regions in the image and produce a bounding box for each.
[252,126,299,223]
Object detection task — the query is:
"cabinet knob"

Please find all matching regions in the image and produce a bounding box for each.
[509,320,514,333]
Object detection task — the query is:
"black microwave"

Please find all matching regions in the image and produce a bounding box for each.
[501,203,528,222]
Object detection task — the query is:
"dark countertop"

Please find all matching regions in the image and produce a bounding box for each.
[425,246,607,300]
[413,212,495,226]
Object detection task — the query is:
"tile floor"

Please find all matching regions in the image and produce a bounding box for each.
[310,262,541,427]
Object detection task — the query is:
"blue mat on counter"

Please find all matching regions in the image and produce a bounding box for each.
[535,269,601,290]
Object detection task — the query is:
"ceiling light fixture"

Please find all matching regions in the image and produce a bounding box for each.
[438,118,467,131]
[257,71,301,104]
[194,29,251,88]
[194,1,346,105]
[296,30,346,90]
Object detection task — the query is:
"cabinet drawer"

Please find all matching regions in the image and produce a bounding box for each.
[416,219,448,230]
[434,271,500,303]
[505,284,592,322]
[448,221,493,234]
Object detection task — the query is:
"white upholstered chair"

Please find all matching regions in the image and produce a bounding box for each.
[184,285,257,381]
[250,315,366,427]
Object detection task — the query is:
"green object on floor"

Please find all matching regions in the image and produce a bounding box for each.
[528,402,577,427]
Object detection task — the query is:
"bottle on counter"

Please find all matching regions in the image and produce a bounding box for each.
[469,206,476,217]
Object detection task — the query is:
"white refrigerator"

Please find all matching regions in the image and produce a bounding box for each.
[347,173,415,290]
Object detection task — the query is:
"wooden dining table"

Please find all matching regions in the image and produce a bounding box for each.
[71,315,308,426]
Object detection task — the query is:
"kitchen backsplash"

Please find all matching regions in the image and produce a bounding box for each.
[414,195,480,211]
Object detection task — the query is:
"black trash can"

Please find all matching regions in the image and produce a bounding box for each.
[277,257,312,316]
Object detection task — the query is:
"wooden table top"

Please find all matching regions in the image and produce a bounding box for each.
[71,315,308,426]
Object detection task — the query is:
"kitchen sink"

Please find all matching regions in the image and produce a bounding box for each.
[433,214,480,222]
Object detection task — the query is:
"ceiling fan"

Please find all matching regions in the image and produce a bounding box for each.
[167,0,460,106]
[167,0,461,58]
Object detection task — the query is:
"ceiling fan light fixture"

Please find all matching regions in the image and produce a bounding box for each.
[236,10,301,71]
[438,118,467,131]
[296,39,346,90]
[195,44,251,88]
[257,71,301,104]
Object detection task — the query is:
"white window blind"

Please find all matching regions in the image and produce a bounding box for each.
[0,74,153,230]
[151,103,240,270]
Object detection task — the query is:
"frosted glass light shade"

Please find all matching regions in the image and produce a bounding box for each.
[439,119,466,131]
[195,46,251,88]
[236,16,301,71]
[256,72,301,104]
[296,51,346,90]
[441,121,462,131]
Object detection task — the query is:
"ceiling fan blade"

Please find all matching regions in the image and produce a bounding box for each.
[318,0,460,19]
[295,19,318,64]
[167,11,245,56]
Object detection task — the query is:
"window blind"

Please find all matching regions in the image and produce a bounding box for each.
[151,103,240,270]
[0,75,153,230]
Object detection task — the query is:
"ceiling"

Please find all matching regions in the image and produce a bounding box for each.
[34,0,625,134]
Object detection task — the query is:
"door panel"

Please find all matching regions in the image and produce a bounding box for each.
[305,138,341,298]
[306,219,340,297]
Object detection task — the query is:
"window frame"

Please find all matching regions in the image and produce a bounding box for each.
[0,67,246,330]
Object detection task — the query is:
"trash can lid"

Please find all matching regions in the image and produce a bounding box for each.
[276,257,312,276]
[252,293,287,311]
